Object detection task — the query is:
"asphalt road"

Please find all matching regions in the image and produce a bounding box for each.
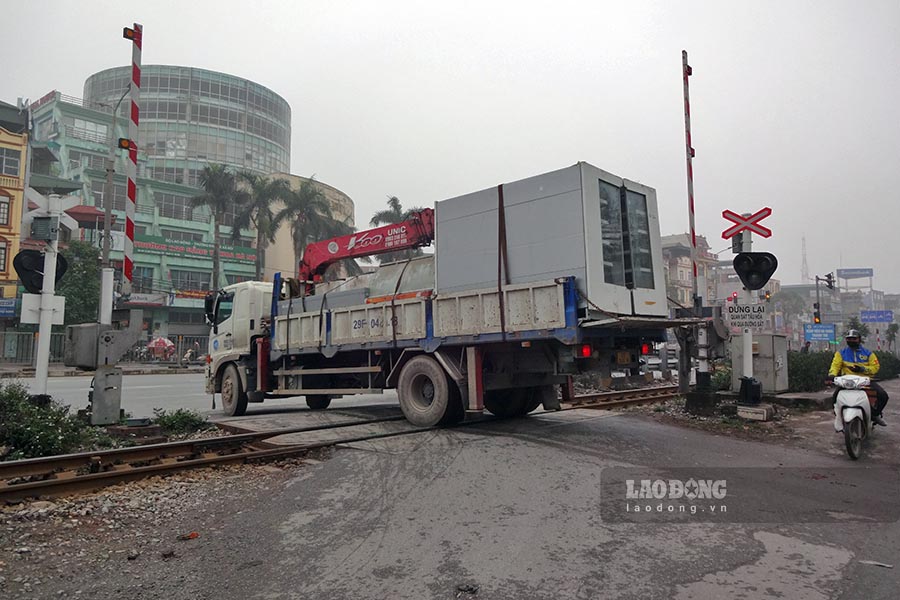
[11,373,395,419]
[42,401,899,600]
[8,376,900,598]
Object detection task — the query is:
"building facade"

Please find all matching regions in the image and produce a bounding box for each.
[83,65,291,184]
[660,233,717,307]
[0,101,28,303]
[26,66,294,338]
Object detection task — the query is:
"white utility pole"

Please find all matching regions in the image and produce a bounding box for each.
[22,188,76,395]
[742,229,754,379]
[34,194,62,394]
[100,85,131,325]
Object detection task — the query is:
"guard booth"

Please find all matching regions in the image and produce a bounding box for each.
[730,333,788,393]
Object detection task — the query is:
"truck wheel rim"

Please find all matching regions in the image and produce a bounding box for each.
[410,374,435,409]
[222,377,233,407]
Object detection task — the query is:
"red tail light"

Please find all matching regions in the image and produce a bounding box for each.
[579,344,592,358]
[641,343,651,355]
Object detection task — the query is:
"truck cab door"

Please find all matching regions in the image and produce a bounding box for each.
[210,291,235,355]
[231,287,250,352]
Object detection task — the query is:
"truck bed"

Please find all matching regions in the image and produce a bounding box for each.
[272,276,579,355]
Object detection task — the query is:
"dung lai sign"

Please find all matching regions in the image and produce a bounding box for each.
[725,303,767,330]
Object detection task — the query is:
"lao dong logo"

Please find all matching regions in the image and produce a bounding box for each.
[625,478,727,501]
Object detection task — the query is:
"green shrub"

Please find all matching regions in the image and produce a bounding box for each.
[788,351,834,392]
[711,363,733,391]
[152,408,213,435]
[0,383,93,460]
[879,353,900,380]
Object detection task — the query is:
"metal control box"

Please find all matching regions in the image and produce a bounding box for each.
[435,162,667,317]
[731,333,789,393]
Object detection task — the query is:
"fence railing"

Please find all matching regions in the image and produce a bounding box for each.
[0,331,66,365]
[0,331,208,367]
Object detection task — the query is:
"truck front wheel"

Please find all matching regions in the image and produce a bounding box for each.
[221,364,248,416]
[306,395,331,410]
[398,356,455,427]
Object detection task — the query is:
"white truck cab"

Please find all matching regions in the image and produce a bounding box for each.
[204,281,272,395]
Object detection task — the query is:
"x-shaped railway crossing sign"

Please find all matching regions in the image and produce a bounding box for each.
[721,207,772,239]
[23,187,79,231]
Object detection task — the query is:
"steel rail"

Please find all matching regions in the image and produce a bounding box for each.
[1,386,680,502]
[0,415,403,490]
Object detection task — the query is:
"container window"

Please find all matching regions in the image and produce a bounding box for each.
[598,180,625,286]
[625,189,655,289]
[599,181,655,290]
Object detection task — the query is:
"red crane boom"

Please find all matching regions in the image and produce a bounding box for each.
[297,208,435,295]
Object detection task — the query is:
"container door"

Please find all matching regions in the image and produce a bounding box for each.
[622,179,667,316]
[580,165,635,316]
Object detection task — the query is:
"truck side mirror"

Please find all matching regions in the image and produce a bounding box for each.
[204,291,217,325]
[204,291,219,334]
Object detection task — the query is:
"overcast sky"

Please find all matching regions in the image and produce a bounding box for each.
[3,1,898,291]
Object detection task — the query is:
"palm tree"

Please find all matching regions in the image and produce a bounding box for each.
[369,195,425,263]
[233,173,291,280]
[273,177,337,271]
[192,164,248,290]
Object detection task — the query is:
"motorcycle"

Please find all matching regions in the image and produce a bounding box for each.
[832,375,878,460]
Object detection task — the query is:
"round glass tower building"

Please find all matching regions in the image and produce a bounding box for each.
[84,65,291,186]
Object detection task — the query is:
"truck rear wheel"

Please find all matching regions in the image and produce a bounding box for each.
[398,355,455,427]
[221,364,248,417]
[306,395,331,410]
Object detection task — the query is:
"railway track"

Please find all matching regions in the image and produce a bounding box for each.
[0,385,679,502]
[563,384,679,411]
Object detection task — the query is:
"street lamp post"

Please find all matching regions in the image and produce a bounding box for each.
[99,85,130,325]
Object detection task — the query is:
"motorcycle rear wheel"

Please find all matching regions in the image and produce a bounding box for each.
[844,417,863,460]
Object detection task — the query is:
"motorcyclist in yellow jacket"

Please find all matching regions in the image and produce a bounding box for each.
[829,329,888,426]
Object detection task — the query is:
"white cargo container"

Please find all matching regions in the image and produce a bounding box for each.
[435,162,667,317]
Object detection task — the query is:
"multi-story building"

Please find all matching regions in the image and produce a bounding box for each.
[660,233,717,308]
[25,66,296,338]
[82,65,291,185]
[0,100,28,307]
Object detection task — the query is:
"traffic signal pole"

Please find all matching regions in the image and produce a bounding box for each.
[100,85,131,325]
[34,195,62,395]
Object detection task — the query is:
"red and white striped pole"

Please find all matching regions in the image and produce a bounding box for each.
[682,50,712,392]
[682,50,698,308]
[122,23,142,296]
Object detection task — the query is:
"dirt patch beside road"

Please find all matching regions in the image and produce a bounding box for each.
[0,452,330,599]
[623,378,900,464]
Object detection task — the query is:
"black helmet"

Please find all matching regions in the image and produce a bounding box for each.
[846,329,862,348]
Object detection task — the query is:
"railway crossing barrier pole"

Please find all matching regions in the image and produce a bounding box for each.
[680,50,713,398]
